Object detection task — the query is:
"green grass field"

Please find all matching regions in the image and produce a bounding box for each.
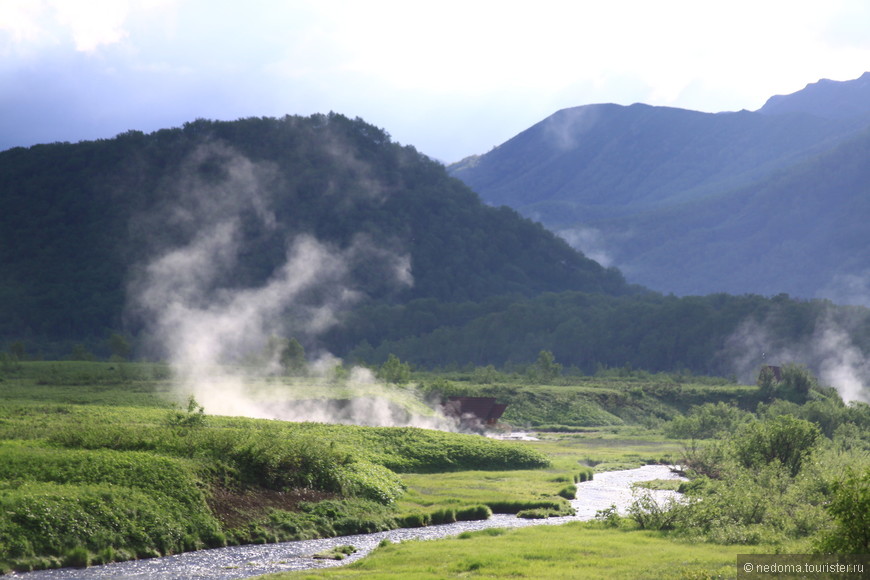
[3,360,863,577]
[266,523,751,579]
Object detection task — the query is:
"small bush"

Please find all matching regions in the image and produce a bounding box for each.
[62,546,90,568]
[397,512,430,528]
[594,504,622,527]
[557,484,577,499]
[575,468,594,482]
[429,508,457,525]
[456,504,492,521]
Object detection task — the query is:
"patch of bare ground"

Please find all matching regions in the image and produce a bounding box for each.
[207,487,337,529]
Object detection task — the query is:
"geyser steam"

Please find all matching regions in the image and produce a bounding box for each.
[725,311,870,404]
[127,142,452,429]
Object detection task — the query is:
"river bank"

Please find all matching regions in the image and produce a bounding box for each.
[10,465,684,579]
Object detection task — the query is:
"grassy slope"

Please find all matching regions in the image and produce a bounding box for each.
[0,362,555,572]
[1,361,796,577]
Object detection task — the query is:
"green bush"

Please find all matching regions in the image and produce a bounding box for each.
[664,402,752,439]
[456,504,492,521]
[731,415,820,477]
[429,508,457,525]
[0,482,224,571]
[557,484,577,499]
[816,467,870,554]
[575,467,594,482]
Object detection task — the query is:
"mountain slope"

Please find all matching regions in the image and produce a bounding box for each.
[0,114,629,349]
[603,126,870,297]
[450,103,857,227]
[449,73,870,300]
[758,72,870,119]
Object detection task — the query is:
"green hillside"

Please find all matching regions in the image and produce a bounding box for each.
[0,113,627,355]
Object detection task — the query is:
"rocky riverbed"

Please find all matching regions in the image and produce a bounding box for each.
[11,464,685,579]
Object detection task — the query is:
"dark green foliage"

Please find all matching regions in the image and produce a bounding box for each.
[230,499,398,545]
[575,467,594,482]
[429,508,457,525]
[485,499,573,516]
[377,354,411,385]
[343,290,870,379]
[456,504,493,521]
[664,402,753,439]
[731,415,820,477]
[816,467,870,554]
[313,545,357,560]
[557,484,577,499]
[515,502,576,519]
[0,114,627,349]
[529,350,562,382]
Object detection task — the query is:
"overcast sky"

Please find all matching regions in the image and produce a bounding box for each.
[2,0,869,162]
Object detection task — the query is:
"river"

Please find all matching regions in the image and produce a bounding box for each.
[10,464,685,579]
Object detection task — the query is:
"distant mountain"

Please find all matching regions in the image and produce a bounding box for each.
[449,73,870,301]
[0,114,629,351]
[599,126,870,297]
[758,72,870,119]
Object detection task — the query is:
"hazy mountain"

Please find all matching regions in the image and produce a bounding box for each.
[758,72,870,119]
[0,114,628,351]
[449,73,870,301]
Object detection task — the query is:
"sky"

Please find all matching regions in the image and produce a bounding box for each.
[1,0,869,162]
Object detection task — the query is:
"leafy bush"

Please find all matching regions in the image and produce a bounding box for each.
[664,402,752,439]
[816,467,870,554]
[731,415,820,477]
[627,491,683,530]
[594,504,622,527]
[456,504,492,521]
[557,484,577,499]
[575,467,594,482]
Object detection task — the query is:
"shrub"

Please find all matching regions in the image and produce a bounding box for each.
[664,402,752,439]
[627,491,683,530]
[557,484,577,499]
[397,512,430,528]
[575,467,594,482]
[594,504,622,527]
[456,505,492,521]
[731,415,820,477]
[429,508,457,525]
[816,467,870,554]
[62,546,90,568]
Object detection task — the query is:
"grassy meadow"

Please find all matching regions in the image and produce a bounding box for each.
[1,359,868,578]
[268,524,750,580]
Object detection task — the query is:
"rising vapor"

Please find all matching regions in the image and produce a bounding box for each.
[126,141,454,428]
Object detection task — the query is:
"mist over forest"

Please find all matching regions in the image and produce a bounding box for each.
[2,83,870,404]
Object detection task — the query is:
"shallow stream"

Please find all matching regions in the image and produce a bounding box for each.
[12,464,684,579]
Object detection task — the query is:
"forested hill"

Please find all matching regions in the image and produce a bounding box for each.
[0,113,629,349]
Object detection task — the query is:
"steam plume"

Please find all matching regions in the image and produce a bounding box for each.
[127,141,453,429]
[724,311,870,404]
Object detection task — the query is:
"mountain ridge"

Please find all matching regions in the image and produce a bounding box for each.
[448,72,870,301]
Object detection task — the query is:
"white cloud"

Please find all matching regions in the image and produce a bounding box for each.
[2,0,870,160]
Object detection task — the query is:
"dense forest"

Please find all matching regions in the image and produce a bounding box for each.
[0,114,626,356]
[3,114,870,387]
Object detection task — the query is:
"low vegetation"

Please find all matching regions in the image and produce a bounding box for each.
[1,359,868,578]
[0,362,549,573]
